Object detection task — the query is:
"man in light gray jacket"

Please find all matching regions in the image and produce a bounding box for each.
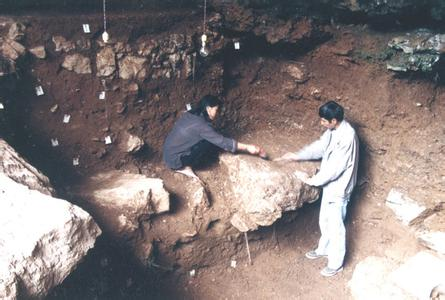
[276,101,359,277]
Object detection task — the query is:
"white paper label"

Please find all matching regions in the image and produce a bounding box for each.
[105,136,112,145]
[73,157,79,166]
[186,103,192,111]
[63,114,71,123]
[35,86,44,96]
[230,260,237,268]
[234,42,240,50]
[99,91,106,100]
[51,138,59,147]
[189,269,196,277]
[82,24,90,33]
[0,103,4,110]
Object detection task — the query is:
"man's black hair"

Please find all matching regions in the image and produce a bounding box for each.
[190,95,222,121]
[319,101,344,122]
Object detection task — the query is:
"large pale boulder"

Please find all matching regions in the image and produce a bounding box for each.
[0,139,54,195]
[219,153,320,232]
[0,174,102,300]
[390,251,445,300]
[96,47,116,77]
[118,56,147,80]
[69,171,170,263]
[61,53,92,74]
[348,256,411,300]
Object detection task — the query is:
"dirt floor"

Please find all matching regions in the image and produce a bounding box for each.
[1,8,444,300]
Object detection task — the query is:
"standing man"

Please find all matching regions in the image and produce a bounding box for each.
[276,101,359,277]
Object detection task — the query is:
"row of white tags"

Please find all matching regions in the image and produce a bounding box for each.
[36,85,106,100]
[70,136,111,166]
[189,260,237,277]
[51,135,112,147]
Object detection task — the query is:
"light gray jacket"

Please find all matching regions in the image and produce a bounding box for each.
[296,120,359,200]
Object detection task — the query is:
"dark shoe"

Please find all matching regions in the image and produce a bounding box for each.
[305,250,327,260]
[320,266,343,277]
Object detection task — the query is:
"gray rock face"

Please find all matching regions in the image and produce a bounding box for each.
[96,47,116,77]
[387,29,445,73]
[0,176,101,299]
[0,139,101,299]
[118,56,147,80]
[0,174,101,300]
[0,139,54,196]
[70,171,169,263]
[62,53,92,74]
[52,36,75,53]
[29,45,46,59]
[219,153,320,232]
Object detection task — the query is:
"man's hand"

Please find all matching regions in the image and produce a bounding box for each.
[294,170,310,184]
[246,144,260,155]
[274,152,299,162]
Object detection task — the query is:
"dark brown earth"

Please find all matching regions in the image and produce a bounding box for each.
[0,7,444,300]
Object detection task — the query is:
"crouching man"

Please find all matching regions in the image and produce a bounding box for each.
[276,101,359,277]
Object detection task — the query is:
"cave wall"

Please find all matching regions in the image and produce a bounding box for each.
[1,0,445,23]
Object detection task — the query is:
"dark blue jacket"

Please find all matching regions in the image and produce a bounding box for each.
[163,112,236,169]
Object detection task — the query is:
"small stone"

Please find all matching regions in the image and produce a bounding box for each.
[116,102,127,114]
[29,46,46,59]
[50,104,58,113]
[62,54,92,74]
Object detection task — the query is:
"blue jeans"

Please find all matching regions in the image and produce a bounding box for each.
[315,193,349,269]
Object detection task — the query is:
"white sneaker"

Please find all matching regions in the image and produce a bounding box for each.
[175,166,201,181]
[320,266,343,277]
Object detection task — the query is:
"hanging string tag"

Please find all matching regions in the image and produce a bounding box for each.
[35,86,44,96]
[82,24,91,33]
[73,157,80,166]
[102,0,110,43]
[63,114,71,123]
[99,91,106,100]
[234,41,240,50]
[186,103,192,111]
[51,138,59,147]
[105,135,112,145]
